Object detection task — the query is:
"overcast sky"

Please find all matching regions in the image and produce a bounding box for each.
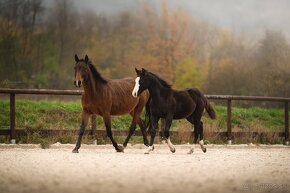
[44,0,290,39]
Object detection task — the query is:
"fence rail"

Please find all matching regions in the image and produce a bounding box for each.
[0,88,289,144]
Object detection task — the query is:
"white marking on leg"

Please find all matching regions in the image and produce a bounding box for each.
[199,140,204,146]
[144,145,154,154]
[166,138,175,153]
[132,77,140,97]
[199,140,206,152]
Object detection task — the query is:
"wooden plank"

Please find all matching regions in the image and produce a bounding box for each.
[1,89,290,101]
[0,129,285,139]
[0,88,82,95]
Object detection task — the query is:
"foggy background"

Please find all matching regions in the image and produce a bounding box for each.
[68,0,290,40]
[0,0,289,97]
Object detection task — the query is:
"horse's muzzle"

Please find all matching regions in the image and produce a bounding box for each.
[74,80,82,88]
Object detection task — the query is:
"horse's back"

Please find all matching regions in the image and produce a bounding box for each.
[186,88,206,103]
[108,78,149,115]
[171,90,196,119]
[172,88,207,119]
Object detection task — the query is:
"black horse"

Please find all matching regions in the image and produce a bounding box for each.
[132,68,216,154]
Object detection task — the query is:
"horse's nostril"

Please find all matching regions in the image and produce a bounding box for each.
[74,80,82,87]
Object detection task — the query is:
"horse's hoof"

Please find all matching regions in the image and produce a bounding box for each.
[144,146,154,154]
[202,148,207,153]
[116,145,124,153]
[170,148,176,153]
[143,139,149,147]
[72,148,79,153]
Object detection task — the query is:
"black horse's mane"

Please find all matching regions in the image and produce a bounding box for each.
[147,72,171,89]
[80,59,107,84]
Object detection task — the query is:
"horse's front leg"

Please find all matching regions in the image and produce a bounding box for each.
[145,116,159,154]
[164,115,175,153]
[103,115,124,152]
[72,111,90,153]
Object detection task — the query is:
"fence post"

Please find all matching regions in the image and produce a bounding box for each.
[227,99,232,144]
[10,93,16,144]
[91,114,97,145]
[285,101,289,145]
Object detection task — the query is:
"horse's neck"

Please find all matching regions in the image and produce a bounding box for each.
[148,81,171,103]
[83,72,104,101]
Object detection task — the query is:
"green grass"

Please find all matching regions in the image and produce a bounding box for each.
[206,106,284,131]
[0,99,287,144]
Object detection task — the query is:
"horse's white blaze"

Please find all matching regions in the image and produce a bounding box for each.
[166,138,175,152]
[132,77,140,97]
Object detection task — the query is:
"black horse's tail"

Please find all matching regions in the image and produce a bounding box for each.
[205,99,217,120]
[187,88,217,120]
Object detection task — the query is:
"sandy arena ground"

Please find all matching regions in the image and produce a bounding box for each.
[0,143,289,193]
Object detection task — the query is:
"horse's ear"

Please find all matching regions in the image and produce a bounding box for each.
[75,54,79,62]
[85,55,89,64]
[141,68,147,75]
[135,68,141,74]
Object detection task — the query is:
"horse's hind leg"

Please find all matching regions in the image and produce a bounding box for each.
[164,115,175,153]
[160,119,166,143]
[72,111,90,153]
[186,114,206,153]
[103,115,124,152]
[123,108,149,147]
[123,112,138,148]
[199,122,206,153]
[137,118,149,146]
[186,116,199,154]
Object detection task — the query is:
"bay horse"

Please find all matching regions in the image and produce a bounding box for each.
[72,55,150,153]
[132,68,216,154]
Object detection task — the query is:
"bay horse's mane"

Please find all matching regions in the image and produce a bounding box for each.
[147,71,171,89]
[80,59,108,84]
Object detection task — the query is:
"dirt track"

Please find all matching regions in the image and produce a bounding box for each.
[0,144,289,193]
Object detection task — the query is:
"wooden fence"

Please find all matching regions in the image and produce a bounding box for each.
[0,88,289,144]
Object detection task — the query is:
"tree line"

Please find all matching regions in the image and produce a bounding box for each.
[0,0,289,98]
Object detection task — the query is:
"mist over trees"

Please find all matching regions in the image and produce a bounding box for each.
[0,0,289,97]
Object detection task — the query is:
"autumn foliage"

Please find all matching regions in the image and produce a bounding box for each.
[0,0,289,97]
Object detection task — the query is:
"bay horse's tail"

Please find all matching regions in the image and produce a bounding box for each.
[205,99,217,119]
